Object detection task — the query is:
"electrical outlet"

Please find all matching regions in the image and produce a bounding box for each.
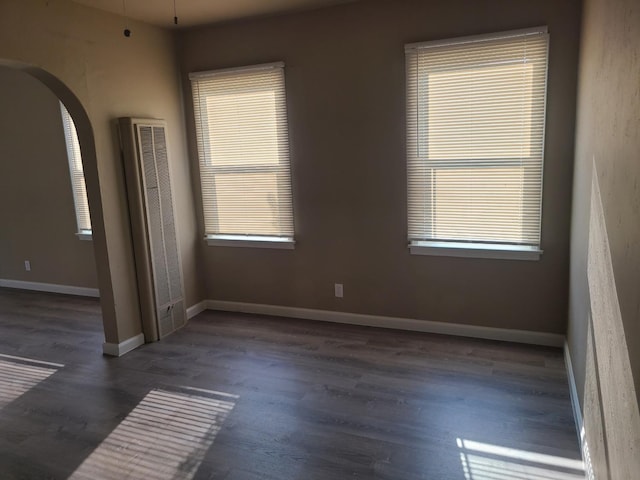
[334,283,343,298]
[24,260,31,272]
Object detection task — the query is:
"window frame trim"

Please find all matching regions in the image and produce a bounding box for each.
[409,241,542,261]
[205,234,295,249]
[188,61,285,81]
[76,230,93,241]
[405,26,549,255]
[190,61,295,241]
[404,26,548,52]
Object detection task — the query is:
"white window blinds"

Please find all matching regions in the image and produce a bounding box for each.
[406,27,549,247]
[60,103,91,234]
[190,62,294,240]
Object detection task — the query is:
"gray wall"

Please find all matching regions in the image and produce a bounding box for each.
[179,0,581,333]
[0,67,98,289]
[568,0,640,475]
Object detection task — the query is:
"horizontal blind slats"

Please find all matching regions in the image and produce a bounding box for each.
[191,66,294,237]
[406,29,548,246]
[60,103,91,233]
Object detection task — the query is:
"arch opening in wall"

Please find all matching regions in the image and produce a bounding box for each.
[0,58,113,344]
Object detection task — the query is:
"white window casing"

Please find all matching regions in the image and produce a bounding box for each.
[189,62,295,248]
[405,27,549,260]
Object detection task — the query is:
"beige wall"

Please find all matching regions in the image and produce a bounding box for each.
[568,0,640,474]
[0,67,98,289]
[179,0,581,333]
[0,0,202,344]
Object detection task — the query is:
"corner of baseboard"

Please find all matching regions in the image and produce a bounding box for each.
[186,301,207,319]
[103,333,145,357]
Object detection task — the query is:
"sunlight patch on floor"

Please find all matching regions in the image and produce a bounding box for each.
[0,354,62,408]
[69,387,236,480]
[457,438,585,480]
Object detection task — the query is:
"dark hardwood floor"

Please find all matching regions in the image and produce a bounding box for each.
[0,288,584,479]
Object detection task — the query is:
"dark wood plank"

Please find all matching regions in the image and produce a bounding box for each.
[0,288,583,479]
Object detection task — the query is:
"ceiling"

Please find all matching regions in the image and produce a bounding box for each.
[72,0,359,28]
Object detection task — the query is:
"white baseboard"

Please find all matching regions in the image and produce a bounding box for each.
[103,333,145,357]
[564,341,584,438]
[205,300,565,347]
[186,301,207,320]
[564,341,593,476]
[0,279,99,298]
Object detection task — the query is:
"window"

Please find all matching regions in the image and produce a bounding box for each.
[60,102,92,239]
[405,27,549,260]
[189,62,294,249]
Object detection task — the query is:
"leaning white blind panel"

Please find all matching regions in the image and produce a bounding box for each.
[60,103,91,233]
[406,28,549,246]
[190,64,294,238]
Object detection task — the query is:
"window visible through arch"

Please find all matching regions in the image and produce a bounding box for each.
[60,102,92,238]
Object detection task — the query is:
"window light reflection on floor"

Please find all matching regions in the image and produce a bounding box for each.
[70,387,237,480]
[457,438,585,480]
[0,353,63,409]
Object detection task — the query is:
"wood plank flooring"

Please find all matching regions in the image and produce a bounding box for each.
[0,288,584,479]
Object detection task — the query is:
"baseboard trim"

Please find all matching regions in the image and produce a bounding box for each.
[102,333,145,357]
[205,300,564,347]
[564,341,593,476]
[187,301,207,320]
[564,341,584,438]
[0,279,99,298]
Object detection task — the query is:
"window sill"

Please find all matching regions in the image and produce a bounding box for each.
[76,232,93,241]
[409,241,542,261]
[205,235,295,250]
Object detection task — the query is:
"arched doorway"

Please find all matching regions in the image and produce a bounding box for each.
[0,59,119,351]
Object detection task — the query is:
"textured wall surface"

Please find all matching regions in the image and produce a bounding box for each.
[0,67,98,289]
[583,319,606,479]
[584,169,640,478]
[568,0,640,475]
[179,0,581,333]
[569,0,640,419]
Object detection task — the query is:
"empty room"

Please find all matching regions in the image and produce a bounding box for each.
[0,0,638,478]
